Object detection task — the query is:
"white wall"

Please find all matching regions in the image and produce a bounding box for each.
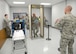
[44,8,52,25]
[52,2,65,26]
[67,0,76,16]
[0,0,10,30]
[10,7,28,20]
[10,7,52,25]
[52,0,76,26]
[52,0,76,54]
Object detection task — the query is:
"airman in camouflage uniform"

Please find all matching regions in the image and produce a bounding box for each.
[32,13,39,38]
[25,14,29,29]
[3,14,11,38]
[55,5,76,54]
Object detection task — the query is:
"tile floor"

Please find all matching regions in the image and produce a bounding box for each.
[0,27,76,54]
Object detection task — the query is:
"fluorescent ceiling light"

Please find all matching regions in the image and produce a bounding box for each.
[13,2,25,4]
[40,3,51,5]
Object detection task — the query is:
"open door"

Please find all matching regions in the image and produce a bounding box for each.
[29,4,44,39]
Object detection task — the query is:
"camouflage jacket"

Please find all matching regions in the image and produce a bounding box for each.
[3,18,10,28]
[55,14,76,39]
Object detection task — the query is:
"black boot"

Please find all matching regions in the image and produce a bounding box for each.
[25,52,27,54]
[58,48,60,51]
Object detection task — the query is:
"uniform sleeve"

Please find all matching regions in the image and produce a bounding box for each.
[55,18,65,30]
[2,19,7,28]
[73,17,76,34]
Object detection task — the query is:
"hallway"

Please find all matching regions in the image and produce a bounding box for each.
[0,28,76,54]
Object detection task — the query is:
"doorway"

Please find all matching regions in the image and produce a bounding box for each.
[29,4,44,39]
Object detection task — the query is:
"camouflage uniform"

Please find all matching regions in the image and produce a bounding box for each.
[25,16,29,29]
[3,18,11,37]
[55,14,76,54]
[32,17,39,37]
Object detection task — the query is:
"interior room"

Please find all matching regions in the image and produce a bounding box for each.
[0,0,76,54]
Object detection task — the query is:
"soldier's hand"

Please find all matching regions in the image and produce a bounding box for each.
[55,19,60,24]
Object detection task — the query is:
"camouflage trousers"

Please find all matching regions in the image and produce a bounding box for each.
[60,38,74,54]
[32,27,39,37]
[5,26,11,37]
